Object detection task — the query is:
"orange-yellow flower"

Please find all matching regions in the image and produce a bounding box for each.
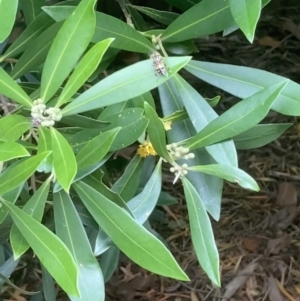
[137,141,157,157]
[163,121,172,131]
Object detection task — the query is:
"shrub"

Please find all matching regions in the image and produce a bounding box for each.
[0,0,299,299]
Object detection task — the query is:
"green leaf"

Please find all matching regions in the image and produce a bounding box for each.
[37,127,53,173]
[0,115,32,143]
[0,183,24,224]
[163,0,197,11]
[99,108,149,151]
[161,0,235,43]
[188,164,259,191]
[10,22,63,80]
[61,115,109,129]
[41,0,97,102]
[76,128,120,171]
[83,172,130,212]
[128,159,162,224]
[61,56,191,116]
[164,40,199,55]
[41,2,80,21]
[73,181,189,281]
[0,200,79,296]
[41,264,57,301]
[0,152,51,195]
[186,81,288,150]
[50,128,77,192]
[0,68,33,107]
[53,191,104,301]
[229,0,261,43]
[128,5,179,26]
[173,74,237,166]
[158,79,223,220]
[93,12,155,53]
[182,178,220,286]
[112,155,144,201]
[0,142,29,162]
[0,0,18,43]
[185,60,300,116]
[20,0,45,25]
[234,123,292,149]
[56,38,114,107]
[144,103,172,162]
[10,178,51,258]
[1,12,54,60]
[99,247,120,283]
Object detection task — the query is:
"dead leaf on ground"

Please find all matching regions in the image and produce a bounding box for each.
[267,276,284,301]
[269,182,299,230]
[222,261,259,301]
[243,236,262,252]
[276,182,297,207]
[257,36,281,47]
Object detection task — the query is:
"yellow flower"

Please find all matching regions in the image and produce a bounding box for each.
[137,141,157,157]
[164,121,172,131]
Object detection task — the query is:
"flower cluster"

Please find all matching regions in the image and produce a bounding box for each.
[31,99,62,127]
[167,143,195,161]
[137,141,157,158]
[167,143,195,183]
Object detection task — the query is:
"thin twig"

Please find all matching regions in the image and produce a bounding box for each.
[116,0,134,27]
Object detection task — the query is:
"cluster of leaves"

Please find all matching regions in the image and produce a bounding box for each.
[0,0,299,300]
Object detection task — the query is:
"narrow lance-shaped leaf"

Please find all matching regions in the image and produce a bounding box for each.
[0,142,29,162]
[50,127,77,192]
[76,128,120,171]
[182,177,220,286]
[0,200,79,296]
[93,12,155,53]
[56,38,114,107]
[233,123,292,150]
[188,164,259,191]
[41,264,57,301]
[0,68,32,107]
[0,0,18,43]
[54,191,104,301]
[0,115,32,142]
[10,177,51,258]
[0,183,24,224]
[128,5,179,26]
[161,0,235,43]
[158,79,223,220]
[61,56,191,116]
[229,0,261,43]
[20,0,45,25]
[173,74,237,167]
[73,181,189,281]
[0,152,51,196]
[144,103,172,162]
[184,60,300,116]
[186,81,288,150]
[10,22,63,80]
[2,12,54,59]
[112,154,144,201]
[37,127,53,173]
[128,159,162,224]
[41,0,97,102]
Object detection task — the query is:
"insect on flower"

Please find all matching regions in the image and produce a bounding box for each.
[150,51,168,76]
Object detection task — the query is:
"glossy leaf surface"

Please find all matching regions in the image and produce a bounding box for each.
[74,181,189,281]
